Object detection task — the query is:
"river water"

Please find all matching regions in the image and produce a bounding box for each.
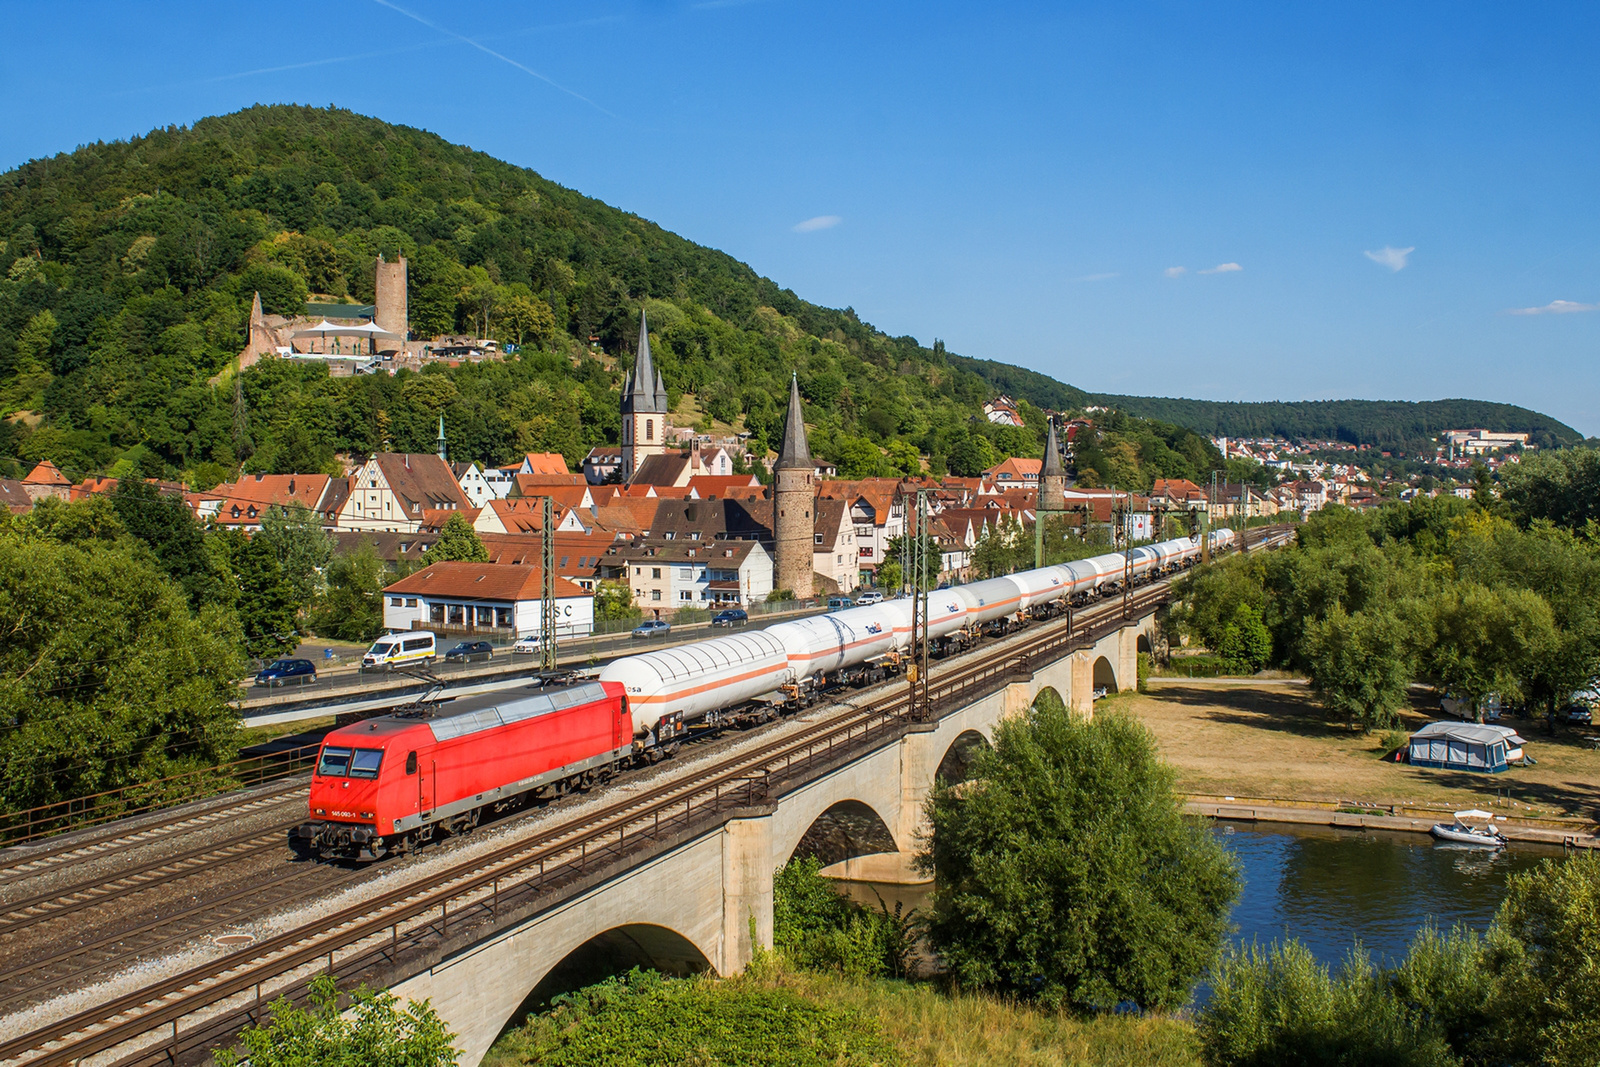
[832,821,1566,973]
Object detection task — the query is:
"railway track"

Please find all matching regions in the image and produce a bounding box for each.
[0,782,309,888]
[0,582,1177,1067]
[0,532,1295,1065]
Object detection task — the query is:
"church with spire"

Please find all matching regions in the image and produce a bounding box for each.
[615,307,819,600]
[619,309,668,483]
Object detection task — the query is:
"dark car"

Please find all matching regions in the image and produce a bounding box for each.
[444,640,494,664]
[711,609,748,627]
[254,658,317,687]
[632,619,672,638]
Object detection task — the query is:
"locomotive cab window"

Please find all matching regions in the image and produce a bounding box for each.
[317,746,352,777]
[405,751,418,775]
[349,748,384,779]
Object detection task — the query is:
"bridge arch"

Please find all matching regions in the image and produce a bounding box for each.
[786,799,899,867]
[1137,632,1153,655]
[1093,654,1119,694]
[934,729,989,786]
[513,923,713,1019]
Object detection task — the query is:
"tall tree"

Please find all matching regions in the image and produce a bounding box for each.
[922,695,1240,1011]
[422,514,488,563]
[256,503,334,606]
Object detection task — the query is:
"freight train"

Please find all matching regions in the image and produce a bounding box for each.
[293,529,1235,860]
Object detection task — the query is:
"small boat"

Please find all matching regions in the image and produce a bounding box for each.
[1430,809,1506,848]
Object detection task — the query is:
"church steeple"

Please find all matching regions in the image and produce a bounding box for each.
[623,309,666,416]
[775,373,813,471]
[620,308,668,483]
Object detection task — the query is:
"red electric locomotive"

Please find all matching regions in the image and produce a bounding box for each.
[292,680,633,861]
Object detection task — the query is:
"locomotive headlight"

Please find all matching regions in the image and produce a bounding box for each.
[361,811,374,819]
[314,808,326,815]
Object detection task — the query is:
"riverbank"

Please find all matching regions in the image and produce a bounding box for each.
[1186,799,1597,848]
[1118,681,1600,833]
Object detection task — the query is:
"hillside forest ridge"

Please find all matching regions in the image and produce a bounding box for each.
[0,105,1578,491]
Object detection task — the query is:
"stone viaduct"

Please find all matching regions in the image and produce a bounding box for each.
[391,612,1158,1065]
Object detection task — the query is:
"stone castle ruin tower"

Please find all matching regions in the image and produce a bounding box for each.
[620,310,668,483]
[773,373,815,600]
[374,254,408,352]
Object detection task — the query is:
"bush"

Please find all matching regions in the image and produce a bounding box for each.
[214,975,458,1067]
[1199,941,1456,1067]
[487,968,897,1066]
[1378,729,1409,755]
[773,856,913,978]
[922,704,1240,1012]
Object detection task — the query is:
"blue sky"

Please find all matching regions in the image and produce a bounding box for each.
[4,1,1597,434]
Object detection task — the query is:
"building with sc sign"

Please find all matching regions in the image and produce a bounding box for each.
[381,561,595,640]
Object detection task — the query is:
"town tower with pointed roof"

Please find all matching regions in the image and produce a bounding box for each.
[773,373,815,599]
[620,309,668,483]
[1040,416,1067,514]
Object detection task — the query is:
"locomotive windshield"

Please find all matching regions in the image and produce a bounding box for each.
[316,746,384,779]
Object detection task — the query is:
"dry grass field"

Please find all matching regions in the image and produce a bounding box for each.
[1114,681,1600,826]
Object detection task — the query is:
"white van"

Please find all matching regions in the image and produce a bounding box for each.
[361,631,437,671]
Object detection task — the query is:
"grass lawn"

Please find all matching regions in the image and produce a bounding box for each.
[485,964,1201,1067]
[1115,683,1600,825]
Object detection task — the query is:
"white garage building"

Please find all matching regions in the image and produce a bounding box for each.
[382,562,594,641]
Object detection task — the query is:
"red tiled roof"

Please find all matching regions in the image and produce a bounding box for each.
[522,452,571,476]
[23,460,71,486]
[383,561,587,601]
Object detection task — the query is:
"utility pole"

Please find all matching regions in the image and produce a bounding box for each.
[541,496,557,671]
[906,490,930,720]
[1118,488,1131,619]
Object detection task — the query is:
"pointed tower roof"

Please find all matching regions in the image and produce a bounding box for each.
[1041,418,1065,478]
[24,459,70,487]
[775,374,813,471]
[625,308,666,414]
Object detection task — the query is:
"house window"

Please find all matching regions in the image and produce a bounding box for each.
[406,598,418,607]
[496,607,513,627]
[646,419,654,441]
[447,605,465,625]
[430,604,446,624]
[475,605,494,626]
[679,568,691,579]
[652,567,661,579]
[679,590,692,601]
[814,534,823,544]
[390,596,403,606]
[651,590,661,601]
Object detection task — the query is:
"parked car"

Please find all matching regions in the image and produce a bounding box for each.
[827,596,854,610]
[512,635,543,655]
[254,658,317,687]
[632,619,672,638]
[1563,704,1593,726]
[855,591,885,605]
[711,608,748,627]
[444,640,494,664]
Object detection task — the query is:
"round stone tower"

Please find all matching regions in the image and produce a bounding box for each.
[773,374,815,600]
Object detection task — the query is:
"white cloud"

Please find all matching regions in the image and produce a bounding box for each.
[1075,272,1119,282]
[1364,245,1415,272]
[1199,262,1243,274]
[1164,266,1187,278]
[792,215,842,233]
[1507,299,1600,316]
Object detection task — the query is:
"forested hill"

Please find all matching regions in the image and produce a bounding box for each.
[1085,395,1582,452]
[0,105,1570,491]
[0,104,1231,489]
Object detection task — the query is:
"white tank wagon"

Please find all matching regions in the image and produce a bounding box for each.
[955,576,1029,629]
[766,601,913,680]
[598,630,793,740]
[1060,557,1110,600]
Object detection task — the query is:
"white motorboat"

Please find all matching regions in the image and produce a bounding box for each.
[1430,809,1506,848]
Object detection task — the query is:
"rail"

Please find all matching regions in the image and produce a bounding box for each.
[0,746,318,849]
[0,585,1178,1067]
